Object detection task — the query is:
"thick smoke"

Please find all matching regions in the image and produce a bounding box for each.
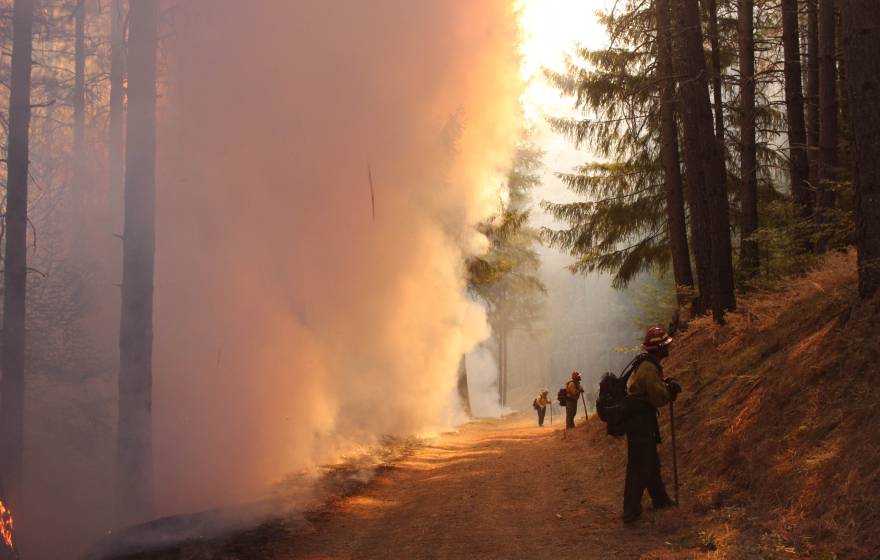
[152,0,523,514]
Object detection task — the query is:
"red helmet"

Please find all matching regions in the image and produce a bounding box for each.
[571,371,582,381]
[641,326,672,351]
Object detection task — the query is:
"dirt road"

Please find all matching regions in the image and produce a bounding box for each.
[251,413,708,560]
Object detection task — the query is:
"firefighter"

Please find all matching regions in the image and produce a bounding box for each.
[622,325,681,524]
[564,371,584,430]
[533,388,551,427]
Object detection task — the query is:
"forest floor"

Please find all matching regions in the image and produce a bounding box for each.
[109,250,880,560]
[113,413,740,560]
[254,414,707,560]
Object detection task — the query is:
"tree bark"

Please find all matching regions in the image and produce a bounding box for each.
[71,0,87,225]
[117,0,158,524]
[806,0,820,196]
[815,0,839,252]
[0,0,34,500]
[704,0,727,148]
[672,0,736,322]
[782,0,812,229]
[74,0,85,155]
[656,0,695,300]
[456,355,471,416]
[841,0,880,297]
[498,323,508,407]
[738,0,759,277]
[109,0,126,216]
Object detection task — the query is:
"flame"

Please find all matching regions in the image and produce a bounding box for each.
[0,500,13,551]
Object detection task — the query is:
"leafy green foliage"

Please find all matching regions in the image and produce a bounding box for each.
[467,144,546,333]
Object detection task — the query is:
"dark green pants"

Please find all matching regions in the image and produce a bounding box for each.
[537,407,546,426]
[565,399,577,428]
[623,437,673,521]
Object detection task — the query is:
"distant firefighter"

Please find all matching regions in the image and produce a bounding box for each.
[563,371,584,430]
[621,326,682,524]
[532,388,551,427]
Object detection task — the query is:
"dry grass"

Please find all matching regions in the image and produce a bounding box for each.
[585,250,880,559]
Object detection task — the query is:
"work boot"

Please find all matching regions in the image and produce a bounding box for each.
[622,506,642,525]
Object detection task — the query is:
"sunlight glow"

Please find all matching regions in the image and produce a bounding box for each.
[517,0,610,125]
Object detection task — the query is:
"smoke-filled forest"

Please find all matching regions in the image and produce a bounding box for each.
[0,0,878,559]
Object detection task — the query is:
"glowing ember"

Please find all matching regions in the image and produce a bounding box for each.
[0,500,13,551]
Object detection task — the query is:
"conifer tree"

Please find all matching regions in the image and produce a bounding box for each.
[542,3,674,290]
[468,144,545,405]
[672,0,736,320]
[0,0,34,499]
[842,0,880,297]
[117,0,158,522]
[781,0,812,229]
[739,0,759,276]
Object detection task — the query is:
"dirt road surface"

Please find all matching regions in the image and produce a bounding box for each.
[247,413,709,560]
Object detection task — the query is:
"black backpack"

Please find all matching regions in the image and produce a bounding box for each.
[596,354,649,436]
[557,387,568,407]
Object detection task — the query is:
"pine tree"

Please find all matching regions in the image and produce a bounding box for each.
[739,0,759,276]
[543,3,674,290]
[0,0,34,500]
[656,0,694,301]
[468,144,545,405]
[672,0,735,320]
[815,0,838,251]
[841,0,880,297]
[781,0,812,230]
[117,0,157,523]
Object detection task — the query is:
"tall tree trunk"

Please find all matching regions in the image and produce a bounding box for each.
[109,0,126,222]
[0,0,34,501]
[499,323,508,407]
[672,0,736,322]
[704,0,727,148]
[656,0,695,303]
[815,0,839,251]
[738,0,759,277]
[117,0,158,523]
[835,4,851,171]
[842,0,880,297]
[74,0,85,156]
[456,355,471,417]
[806,0,820,195]
[71,0,87,228]
[782,0,812,231]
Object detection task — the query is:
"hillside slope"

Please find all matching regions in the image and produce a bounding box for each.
[583,250,880,558]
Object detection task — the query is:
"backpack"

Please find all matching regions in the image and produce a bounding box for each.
[557,387,568,407]
[532,398,540,411]
[596,354,649,436]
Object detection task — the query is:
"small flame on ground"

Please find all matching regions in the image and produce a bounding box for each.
[0,499,14,551]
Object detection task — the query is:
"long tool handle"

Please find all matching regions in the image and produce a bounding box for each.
[581,393,589,421]
[670,400,680,505]
[549,401,553,424]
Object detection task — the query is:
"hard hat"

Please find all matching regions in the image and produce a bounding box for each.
[571,371,582,381]
[641,325,673,351]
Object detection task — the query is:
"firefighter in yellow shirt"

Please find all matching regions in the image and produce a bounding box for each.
[622,326,681,524]
[564,371,584,430]
[533,388,551,427]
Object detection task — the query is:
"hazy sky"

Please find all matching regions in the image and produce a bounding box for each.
[517,0,611,224]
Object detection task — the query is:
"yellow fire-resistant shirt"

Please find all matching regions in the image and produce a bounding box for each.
[566,380,584,398]
[536,393,550,409]
[627,359,670,408]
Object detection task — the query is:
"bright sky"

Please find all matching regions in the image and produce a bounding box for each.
[517,0,610,126]
[515,0,611,226]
